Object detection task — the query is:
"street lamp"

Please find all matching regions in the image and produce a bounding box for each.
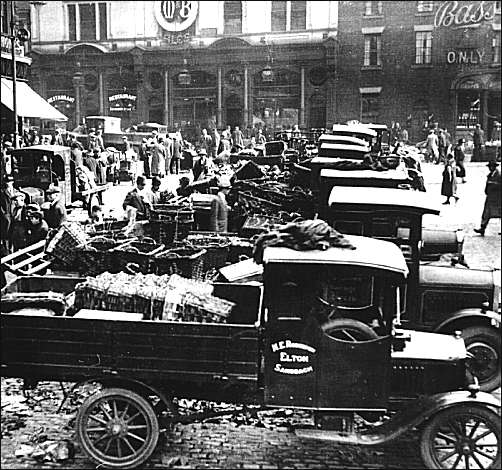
[9,1,30,149]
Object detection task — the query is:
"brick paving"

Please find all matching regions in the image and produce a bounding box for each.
[2,161,500,469]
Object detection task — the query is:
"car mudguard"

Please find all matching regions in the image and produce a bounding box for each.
[295,391,500,446]
[434,308,501,333]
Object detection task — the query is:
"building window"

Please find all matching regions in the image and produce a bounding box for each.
[271,1,287,32]
[415,31,432,64]
[224,1,242,35]
[364,1,383,16]
[1,0,10,35]
[361,93,381,121]
[457,91,480,128]
[493,32,501,63]
[495,1,501,14]
[67,2,108,41]
[417,1,434,13]
[364,34,381,66]
[290,1,306,30]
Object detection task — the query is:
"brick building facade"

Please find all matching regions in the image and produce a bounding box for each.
[336,0,501,143]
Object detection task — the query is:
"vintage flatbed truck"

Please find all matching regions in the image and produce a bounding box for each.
[1,236,500,469]
[326,185,501,392]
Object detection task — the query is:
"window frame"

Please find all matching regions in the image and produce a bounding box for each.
[66,1,108,42]
[223,0,243,35]
[364,1,383,16]
[363,34,382,67]
[416,1,434,13]
[415,30,432,65]
[271,0,287,32]
[493,31,501,64]
[270,1,307,32]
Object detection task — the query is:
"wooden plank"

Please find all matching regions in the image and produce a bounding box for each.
[10,251,47,271]
[24,261,52,275]
[1,240,46,264]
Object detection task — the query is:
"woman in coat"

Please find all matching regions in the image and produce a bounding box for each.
[441,154,458,204]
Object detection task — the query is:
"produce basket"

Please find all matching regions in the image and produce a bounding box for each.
[45,223,89,267]
[112,238,164,274]
[151,205,194,223]
[76,236,127,276]
[153,247,206,280]
[185,234,231,271]
[149,219,193,245]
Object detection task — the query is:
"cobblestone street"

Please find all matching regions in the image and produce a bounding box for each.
[1,162,500,469]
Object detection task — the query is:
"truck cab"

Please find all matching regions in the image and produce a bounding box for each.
[325,185,501,391]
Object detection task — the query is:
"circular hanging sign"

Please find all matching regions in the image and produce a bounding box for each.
[155,1,198,32]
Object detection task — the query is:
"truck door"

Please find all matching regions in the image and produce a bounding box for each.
[263,277,319,408]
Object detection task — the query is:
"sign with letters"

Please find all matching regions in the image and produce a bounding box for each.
[271,340,316,375]
[155,1,198,32]
[434,1,496,28]
[48,95,75,104]
[446,49,486,64]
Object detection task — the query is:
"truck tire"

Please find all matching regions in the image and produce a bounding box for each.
[76,387,159,469]
[420,404,501,469]
[462,326,501,392]
[321,318,378,342]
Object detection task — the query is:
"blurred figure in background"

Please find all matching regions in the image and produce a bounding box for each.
[474,160,501,236]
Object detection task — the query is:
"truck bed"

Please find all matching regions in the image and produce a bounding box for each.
[1,278,262,394]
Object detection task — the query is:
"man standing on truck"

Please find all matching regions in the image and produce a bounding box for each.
[474,160,501,236]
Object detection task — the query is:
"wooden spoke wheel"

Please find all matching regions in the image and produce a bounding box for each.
[420,405,501,469]
[321,318,378,342]
[76,388,159,469]
[462,326,501,392]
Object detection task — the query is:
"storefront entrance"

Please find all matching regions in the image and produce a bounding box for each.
[225,94,242,129]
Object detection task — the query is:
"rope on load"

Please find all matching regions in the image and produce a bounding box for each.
[253,219,355,264]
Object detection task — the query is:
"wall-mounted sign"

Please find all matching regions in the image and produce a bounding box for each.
[109,94,137,112]
[447,49,485,64]
[47,95,75,104]
[271,340,316,375]
[155,1,198,32]
[434,1,496,28]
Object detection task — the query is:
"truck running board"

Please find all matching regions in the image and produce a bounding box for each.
[295,428,384,446]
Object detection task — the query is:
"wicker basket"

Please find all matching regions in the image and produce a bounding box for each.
[76,236,125,276]
[149,219,193,245]
[45,223,89,267]
[153,247,206,280]
[185,235,230,271]
[112,238,165,274]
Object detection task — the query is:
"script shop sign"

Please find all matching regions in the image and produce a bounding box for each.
[434,1,497,28]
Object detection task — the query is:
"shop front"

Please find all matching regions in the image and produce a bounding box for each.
[452,71,501,151]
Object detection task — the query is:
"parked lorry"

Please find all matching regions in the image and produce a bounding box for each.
[326,185,501,391]
[2,235,500,469]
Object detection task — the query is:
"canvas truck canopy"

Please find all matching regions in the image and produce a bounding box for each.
[318,142,370,158]
[331,125,378,139]
[263,235,408,279]
[328,186,440,216]
[318,135,370,148]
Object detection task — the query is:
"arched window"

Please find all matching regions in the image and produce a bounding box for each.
[224,1,242,35]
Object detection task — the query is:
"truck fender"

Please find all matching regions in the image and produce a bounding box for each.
[297,391,500,446]
[433,308,501,334]
[60,376,176,417]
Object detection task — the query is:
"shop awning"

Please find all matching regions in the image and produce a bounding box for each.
[1,77,68,121]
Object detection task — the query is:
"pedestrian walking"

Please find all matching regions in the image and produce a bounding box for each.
[256,128,266,146]
[474,160,501,236]
[438,129,449,164]
[139,138,151,179]
[426,129,439,164]
[171,136,181,175]
[164,134,173,175]
[441,154,459,204]
[454,138,467,183]
[231,126,244,150]
[210,128,220,158]
[199,129,213,155]
[491,121,501,161]
[150,137,166,178]
[9,192,28,250]
[471,123,485,161]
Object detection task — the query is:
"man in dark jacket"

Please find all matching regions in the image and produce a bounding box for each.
[44,184,67,229]
[454,138,466,183]
[471,124,485,161]
[25,203,49,246]
[123,175,148,221]
[474,160,501,236]
[83,150,99,183]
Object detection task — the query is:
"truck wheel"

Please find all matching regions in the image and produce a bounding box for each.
[462,326,501,392]
[420,405,501,469]
[75,388,159,469]
[321,318,378,342]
